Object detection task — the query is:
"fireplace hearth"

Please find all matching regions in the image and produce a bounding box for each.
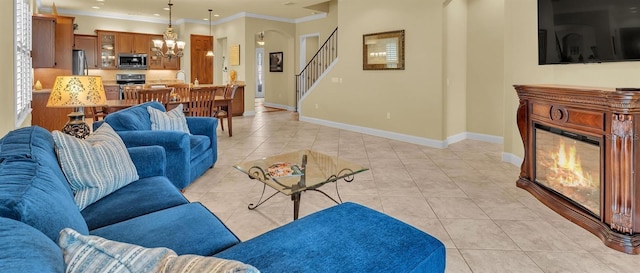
[516,84,640,254]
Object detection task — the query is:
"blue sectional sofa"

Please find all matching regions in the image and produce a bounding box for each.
[0,126,446,272]
[93,101,217,189]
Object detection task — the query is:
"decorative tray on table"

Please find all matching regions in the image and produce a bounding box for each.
[267,162,304,178]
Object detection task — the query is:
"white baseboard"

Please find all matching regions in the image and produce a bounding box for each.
[298,115,519,165]
[502,152,523,167]
[243,111,256,116]
[446,132,503,145]
[299,116,447,148]
[263,102,296,112]
[467,132,504,144]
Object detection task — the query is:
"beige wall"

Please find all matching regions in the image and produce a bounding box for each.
[466,0,504,137]
[301,0,445,140]
[295,0,339,74]
[243,18,296,111]
[444,0,468,137]
[0,2,19,137]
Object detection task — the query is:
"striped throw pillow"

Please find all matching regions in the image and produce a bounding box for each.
[53,123,139,210]
[148,104,191,134]
[160,254,260,273]
[59,228,172,273]
[58,228,260,273]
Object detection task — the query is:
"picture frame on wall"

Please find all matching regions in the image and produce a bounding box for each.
[363,30,405,70]
[269,52,283,72]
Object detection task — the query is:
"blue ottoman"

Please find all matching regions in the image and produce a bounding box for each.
[215,202,445,272]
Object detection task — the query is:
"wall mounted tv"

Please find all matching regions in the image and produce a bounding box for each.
[538,0,640,65]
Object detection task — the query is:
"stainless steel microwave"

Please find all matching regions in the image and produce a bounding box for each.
[118,53,148,70]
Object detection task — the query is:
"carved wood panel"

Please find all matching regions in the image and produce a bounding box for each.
[611,113,634,234]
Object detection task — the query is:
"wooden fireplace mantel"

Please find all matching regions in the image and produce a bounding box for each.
[515,84,640,254]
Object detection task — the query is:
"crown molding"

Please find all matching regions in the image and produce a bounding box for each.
[37,7,326,26]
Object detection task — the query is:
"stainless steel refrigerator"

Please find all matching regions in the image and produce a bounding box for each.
[72,49,88,76]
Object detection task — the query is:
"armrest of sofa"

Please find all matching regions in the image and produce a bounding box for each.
[186,117,217,141]
[127,146,166,178]
[116,130,190,188]
[186,117,218,161]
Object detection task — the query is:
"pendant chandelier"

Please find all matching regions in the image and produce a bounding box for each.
[206,9,214,57]
[152,0,185,60]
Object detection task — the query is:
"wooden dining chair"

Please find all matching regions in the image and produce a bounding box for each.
[122,85,141,100]
[187,87,215,117]
[137,88,173,107]
[171,84,191,101]
[214,84,238,131]
[89,106,107,121]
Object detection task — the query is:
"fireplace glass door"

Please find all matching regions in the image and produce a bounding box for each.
[534,125,601,217]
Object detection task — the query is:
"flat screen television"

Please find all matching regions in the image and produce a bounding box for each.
[538,0,640,65]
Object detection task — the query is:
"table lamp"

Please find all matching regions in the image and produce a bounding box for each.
[47,76,107,139]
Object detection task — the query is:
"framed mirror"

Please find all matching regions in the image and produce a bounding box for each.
[363,30,405,70]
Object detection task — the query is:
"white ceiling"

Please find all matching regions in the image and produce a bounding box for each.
[37,0,330,24]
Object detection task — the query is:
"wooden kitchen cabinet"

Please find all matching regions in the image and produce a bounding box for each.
[32,14,74,69]
[231,85,245,116]
[118,33,149,54]
[74,34,99,69]
[32,90,70,132]
[53,15,74,70]
[32,15,56,68]
[104,85,120,100]
[96,31,117,69]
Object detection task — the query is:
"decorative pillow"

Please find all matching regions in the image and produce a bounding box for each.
[58,228,260,273]
[53,123,139,210]
[160,254,260,273]
[148,104,191,134]
[59,228,172,273]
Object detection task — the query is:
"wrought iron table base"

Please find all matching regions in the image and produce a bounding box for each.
[247,181,347,220]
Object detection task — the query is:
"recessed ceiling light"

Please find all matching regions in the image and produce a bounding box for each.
[153,13,160,16]
[204,18,209,21]
[214,14,220,17]
[163,7,170,11]
[92,6,100,9]
[96,0,105,2]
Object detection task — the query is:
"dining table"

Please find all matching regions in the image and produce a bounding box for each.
[103,96,234,137]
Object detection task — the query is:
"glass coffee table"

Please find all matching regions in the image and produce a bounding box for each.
[233,150,369,220]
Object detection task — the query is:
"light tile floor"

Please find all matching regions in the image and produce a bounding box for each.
[183,111,640,273]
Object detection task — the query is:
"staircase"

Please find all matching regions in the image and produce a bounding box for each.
[295,27,338,112]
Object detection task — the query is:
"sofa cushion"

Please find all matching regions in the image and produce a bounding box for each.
[0,157,89,242]
[189,135,211,161]
[59,228,172,273]
[82,176,189,230]
[104,101,165,131]
[215,202,446,273]
[53,123,139,210]
[90,203,240,256]
[0,217,65,273]
[148,104,191,134]
[59,228,258,273]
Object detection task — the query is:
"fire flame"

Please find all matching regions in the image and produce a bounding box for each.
[546,140,595,188]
